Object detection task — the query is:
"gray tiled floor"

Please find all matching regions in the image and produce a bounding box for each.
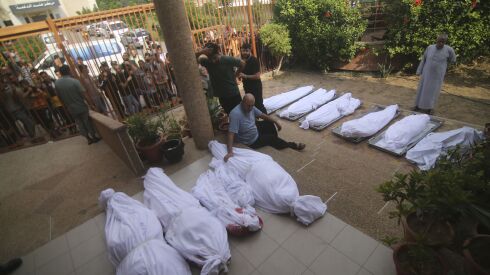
[12,155,396,275]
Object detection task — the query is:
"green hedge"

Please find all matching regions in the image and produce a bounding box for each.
[274,0,366,70]
[384,0,490,67]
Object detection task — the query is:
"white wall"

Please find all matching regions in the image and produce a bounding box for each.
[59,0,97,16]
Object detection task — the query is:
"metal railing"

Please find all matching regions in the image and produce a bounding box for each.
[0,1,275,152]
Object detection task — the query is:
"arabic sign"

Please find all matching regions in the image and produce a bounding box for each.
[10,0,60,14]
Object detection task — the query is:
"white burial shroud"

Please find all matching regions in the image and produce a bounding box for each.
[143,168,231,275]
[406,126,483,170]
[375,114,430,151]
[279,88,336,119]
[209,157,256,210]
[300,93,361,130]
[117,239,191,275]
[98,189,190,275]
[208,141,327,225]
[264,85,314,114]
[192,169,262,232]
[340,104,399,138]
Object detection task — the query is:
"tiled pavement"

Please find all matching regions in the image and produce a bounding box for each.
[12,155,396,275]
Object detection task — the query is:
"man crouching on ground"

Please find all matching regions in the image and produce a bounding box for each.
[224,94,305,162]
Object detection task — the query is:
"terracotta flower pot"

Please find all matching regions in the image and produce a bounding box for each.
[463,235,490,275]
[393,243,448,275]
[402,212,454,246]
[136,137,164,163]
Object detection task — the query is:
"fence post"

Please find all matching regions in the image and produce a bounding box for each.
[153,0,214,149]
[246,0,257,57]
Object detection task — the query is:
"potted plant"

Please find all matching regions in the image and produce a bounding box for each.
[462,235,490,275]
[377,171,455,246]
[207,98,224,129]
[126,111,167,163]
[161,116,184,164]
[393,242,448,275]
[179,116,192,138]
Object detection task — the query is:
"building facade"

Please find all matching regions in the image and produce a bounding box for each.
[0,0,97,27]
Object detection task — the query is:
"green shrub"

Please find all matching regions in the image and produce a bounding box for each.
[384,0,490,66]
[377,141,490,228]
[126,111,168,147]
[274,0,366,70]
[259,23,291,71]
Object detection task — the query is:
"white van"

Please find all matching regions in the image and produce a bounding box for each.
[34,39,126,78]
[40,33,66,52]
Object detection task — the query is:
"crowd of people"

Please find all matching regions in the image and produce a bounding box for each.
[88,47,180,118]
[0,52,76,150]
[0,41,181,150]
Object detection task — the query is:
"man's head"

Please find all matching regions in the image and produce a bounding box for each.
[436,33,448,49]
[144,52,152,62]
[77,57,83,65]
[203,42,220,57]
[59,64,71,76]
[241,43,252,59]
[241,94,255,113]
[122,52,129,61]
[39,71,49,80]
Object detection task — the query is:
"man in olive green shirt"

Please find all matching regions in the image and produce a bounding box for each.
[55,65,100,145]
[197,42,245,114]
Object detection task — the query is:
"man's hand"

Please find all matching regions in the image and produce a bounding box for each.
[224,152,234,162]
[238,72,246,79]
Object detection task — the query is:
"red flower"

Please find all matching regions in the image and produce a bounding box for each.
[414,0,422,6]
[324,11,332,17]
[471,0,477,9]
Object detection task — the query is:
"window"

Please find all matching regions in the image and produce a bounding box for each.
[3,20,13,27]
[109,22,127,30]
[92,42,121,58]
[43,36,56,44]
[69,47,93,61]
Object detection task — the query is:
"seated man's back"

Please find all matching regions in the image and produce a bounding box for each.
[228,104,262,145]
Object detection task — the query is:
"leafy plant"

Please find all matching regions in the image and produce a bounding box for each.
[259,23,292,73]
[381,236,400,247]
[399,243,442,275]
[378,62,393,78]
[274,0,366,70]
[384,0,490,67]
[166,116,182,140]
[377,141,490,229]
[207,97,222,129]
[126,111,168,147]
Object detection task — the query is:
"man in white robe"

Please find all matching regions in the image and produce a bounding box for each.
[414,34,456,114]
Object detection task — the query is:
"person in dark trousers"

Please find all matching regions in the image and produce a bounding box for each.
[0,258,22,275]
[55,65,100,145]
[224,94,305,161]
[239,43,266,113]
[196,42,246,114]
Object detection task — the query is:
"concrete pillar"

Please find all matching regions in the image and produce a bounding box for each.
[153,0,214,149]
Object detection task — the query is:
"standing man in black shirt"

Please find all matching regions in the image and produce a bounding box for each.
[239,43,266,113]
[196,42,245,114]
